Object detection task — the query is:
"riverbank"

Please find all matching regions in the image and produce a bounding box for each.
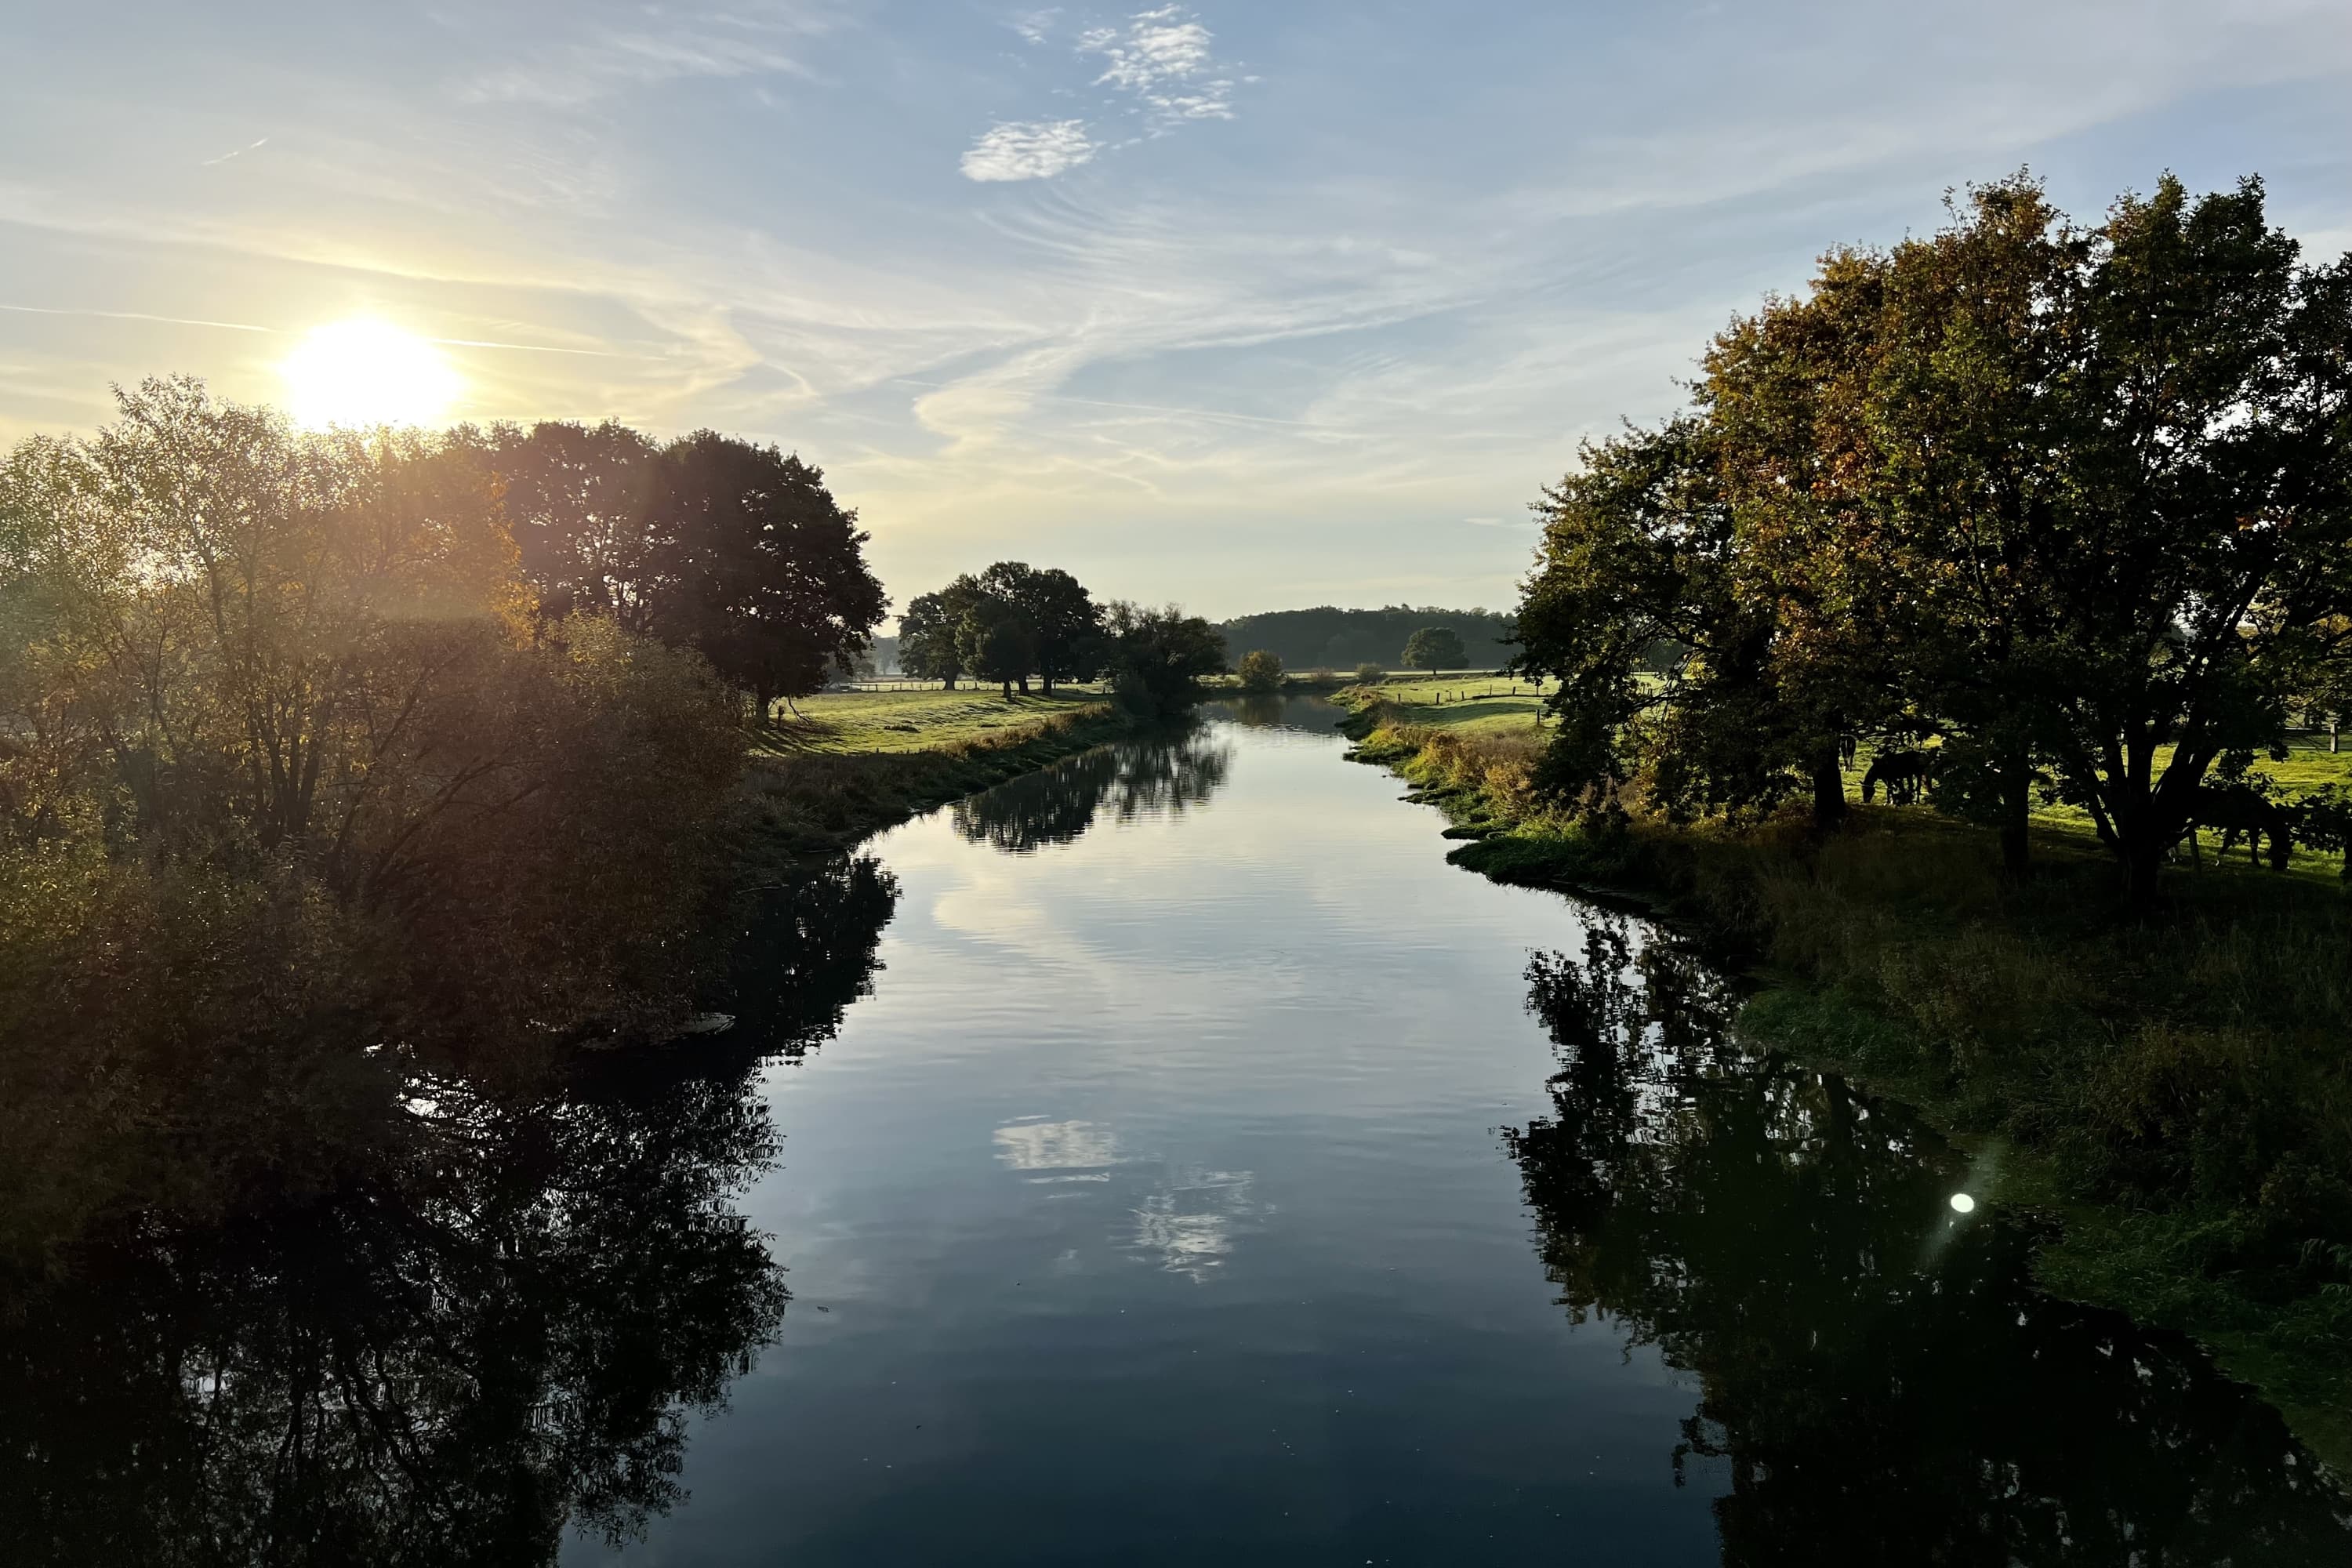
[1334,687,2352,1470]
[732,687,1134,873]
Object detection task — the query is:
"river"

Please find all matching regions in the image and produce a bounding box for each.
[10,697,2348,1565]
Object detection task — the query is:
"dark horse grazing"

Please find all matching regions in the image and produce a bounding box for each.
[2184,784,2294,871]
[1861,750,1934,805]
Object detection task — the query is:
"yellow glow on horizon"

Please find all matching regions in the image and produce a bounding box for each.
[279,318,461,428]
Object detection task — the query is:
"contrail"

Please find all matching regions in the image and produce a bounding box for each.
[0,303,274,333]
[427,336,624,359]
[200,136,270,167]
[0,304,630,359]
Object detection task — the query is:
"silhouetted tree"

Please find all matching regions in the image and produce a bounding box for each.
[978,561,1102,693]
[898,579,985,689]
[466,420,660,629]
[1402,626,1467,677]
[1101,601,1226,715]
[956,591,1036,699]
[642,433,885,717]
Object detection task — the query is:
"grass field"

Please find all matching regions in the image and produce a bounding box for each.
[751,686,1109,756]
[1338,673,1552,738]
[732,684,1128,869]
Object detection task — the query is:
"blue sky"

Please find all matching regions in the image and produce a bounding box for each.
[5,1,2350,619]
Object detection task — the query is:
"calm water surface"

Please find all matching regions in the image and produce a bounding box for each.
[579,697,2348,1566]
[14,699,2348,1564]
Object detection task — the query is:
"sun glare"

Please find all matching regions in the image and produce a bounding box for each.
[279,318,462,429]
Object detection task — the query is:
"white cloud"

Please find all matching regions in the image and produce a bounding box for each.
[994,1118,1121,1169]
[1080,5,1237,125]
[961,118,1098,182]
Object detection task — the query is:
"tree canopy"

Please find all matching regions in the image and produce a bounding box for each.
[1512,172,2352,902]
[0,379,747,1069]
[896,561,1106,695]
[1102,601,1227,714]
[1402,626,1469,675]
[466,421,885,714]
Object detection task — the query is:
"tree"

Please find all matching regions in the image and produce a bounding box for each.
[1514,172,2352,899]
[1354,662,1386,684]
[640,433,886,717]
[466,419,660,629]
[0,378,748,1058]
[1402,626,1467,677]
[956,592,1036,699]
[2296,638,2352,753]
[898,579,985,689]
[1236,648,1283,692]
[978,561,1102,693]
[1512,419,1835,827]
[1101,601,1226,714]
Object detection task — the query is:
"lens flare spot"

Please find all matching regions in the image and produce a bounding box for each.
[1950,1192,1977,1214]
[280,319,461,429]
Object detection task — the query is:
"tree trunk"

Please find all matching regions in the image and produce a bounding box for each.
[2332,719,2340,754]
[2122,833,2166,910]
[1997,749,2031,877]
[1017,674,1031,695]
[1809,745,1847,833]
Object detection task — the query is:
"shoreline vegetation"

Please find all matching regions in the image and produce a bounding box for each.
[0,378,1225,1277]
[1389,169,2352,1469]
[732,687,1134,869]
[1334,681,2352,1469]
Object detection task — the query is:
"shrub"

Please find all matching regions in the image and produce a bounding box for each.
[1237,648,1283,692]
[1355,662,1387,684]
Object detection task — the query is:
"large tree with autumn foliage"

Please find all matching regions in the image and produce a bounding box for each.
[1515,172,2352,902]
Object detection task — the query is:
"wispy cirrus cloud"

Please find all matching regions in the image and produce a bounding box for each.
[453,3,833,107]
[962,120,1099,182]
[964,5,1240,180]
[1080,5,1236,125]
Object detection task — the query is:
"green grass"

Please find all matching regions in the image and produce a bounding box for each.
[1348,713,2352,1470]
[750,685,1110,757]
[1836,733,2352,885]
[1331,675,1553,739]
[731,685,1130,873]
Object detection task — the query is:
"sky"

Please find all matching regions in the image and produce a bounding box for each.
[5,1,2351,622]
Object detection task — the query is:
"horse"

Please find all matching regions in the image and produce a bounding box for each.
[1861,750,1935,806]
[2184,784,2294,871]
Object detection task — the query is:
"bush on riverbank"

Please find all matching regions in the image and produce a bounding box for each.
[1352,711,2352,1463]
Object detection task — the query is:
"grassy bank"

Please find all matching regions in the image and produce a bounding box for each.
[732,687,1130,870]
[1334,685,2352,1468]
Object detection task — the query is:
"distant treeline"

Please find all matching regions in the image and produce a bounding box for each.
[1214,605,1514,673]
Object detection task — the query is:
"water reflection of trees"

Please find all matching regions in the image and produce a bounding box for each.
[0,861,899,1566]
[1507,921,2352,1566]
[706,854,901,1062]
[952,729,1232,853]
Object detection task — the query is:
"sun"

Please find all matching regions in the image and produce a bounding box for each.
[279,318,462,429]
